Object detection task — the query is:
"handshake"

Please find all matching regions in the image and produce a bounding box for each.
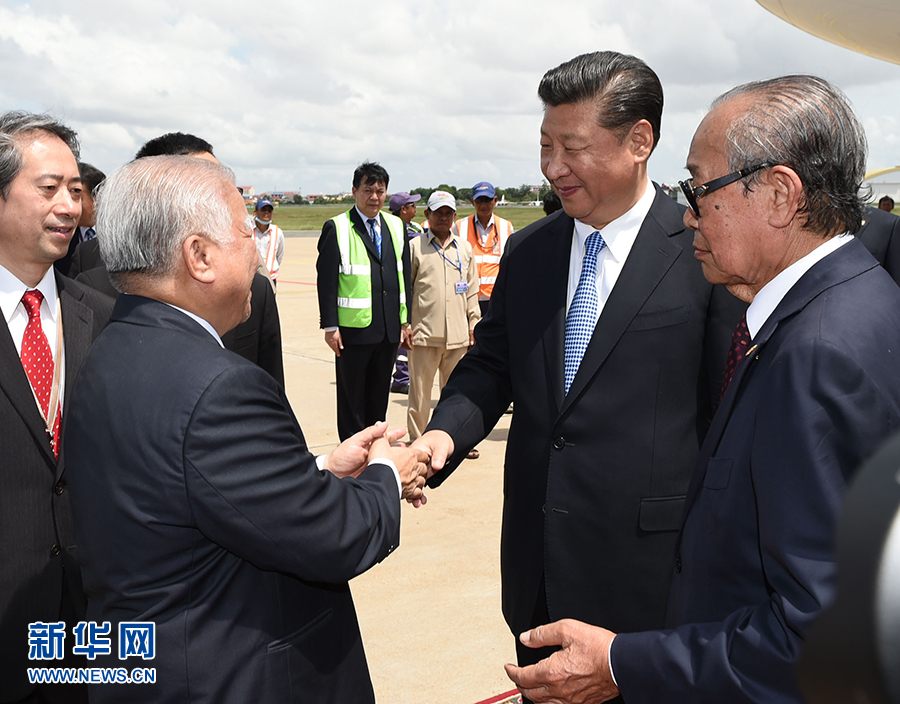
[321,423,456,504]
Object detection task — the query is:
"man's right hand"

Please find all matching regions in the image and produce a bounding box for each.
[324,329,343,356]
[410,430,455,478]
[368,436,429,503]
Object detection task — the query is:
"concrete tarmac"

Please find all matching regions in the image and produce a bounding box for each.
[276,233,518,703]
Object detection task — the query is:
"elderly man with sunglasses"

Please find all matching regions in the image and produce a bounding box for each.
[507,75,900,704]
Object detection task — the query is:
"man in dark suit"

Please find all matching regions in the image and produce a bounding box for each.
[53,162,104,277]
[65,155,428,703]
[507,76,900,704]
[67,133,285,386]
[857,205,900,285]
[412,51,740,683]
[0,112,113,703]
[317,162,413,440]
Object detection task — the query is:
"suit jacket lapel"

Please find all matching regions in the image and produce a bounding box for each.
[349,208,380,261]
[680,236,880,519]
[560,189,685,415]
[57,273,97,478]
[540,215,575,416]
[0,312,53,461]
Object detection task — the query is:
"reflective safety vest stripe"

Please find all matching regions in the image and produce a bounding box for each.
[333,211,408,328]
[457,215,513,299]
[261,224,283,279]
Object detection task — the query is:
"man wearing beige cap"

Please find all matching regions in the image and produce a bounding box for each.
[406,191,480,442]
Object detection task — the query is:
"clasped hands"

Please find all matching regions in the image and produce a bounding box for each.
[322,421,430,502]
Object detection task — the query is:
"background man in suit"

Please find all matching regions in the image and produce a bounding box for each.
[411,51,740,687]
[53,162,104,277]
[65,155,428,703]
[857,204,900,286]
[0,111,113,703]
[317,161,412,441]
[68,132,285,386]
[507,76,900,704]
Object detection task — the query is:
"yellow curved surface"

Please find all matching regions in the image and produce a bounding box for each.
[757,0,900,65]
[865,166,900,180]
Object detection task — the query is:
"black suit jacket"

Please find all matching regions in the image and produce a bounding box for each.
[0,273,113,700]
[612,237,900,703]
[316,209,412,345]
[70,239,285,386]
[427,186,742,637]
[65,296,401,703]
[857,206,900,285]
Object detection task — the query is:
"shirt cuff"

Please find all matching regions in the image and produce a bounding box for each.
[317,454,402,499]
[373,458,403,499]
[323,326,338,332]
[607,636,618,687]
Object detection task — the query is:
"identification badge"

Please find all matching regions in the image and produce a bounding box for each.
[455,280,468,294]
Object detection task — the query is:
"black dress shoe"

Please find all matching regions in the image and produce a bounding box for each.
[391,383,410,394]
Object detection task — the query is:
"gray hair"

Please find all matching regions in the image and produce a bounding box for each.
[0,111,80,198]
[95,155,240,290]
[538,51,663,154]
[712,75,868,236]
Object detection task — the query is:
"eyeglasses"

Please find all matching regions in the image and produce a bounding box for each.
[679,163,772,216]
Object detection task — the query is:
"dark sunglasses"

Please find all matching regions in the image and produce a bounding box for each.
[679,163,772,216]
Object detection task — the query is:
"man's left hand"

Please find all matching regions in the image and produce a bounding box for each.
[324,421,406,478]
[400,325,413,350]
[505,620,619,704]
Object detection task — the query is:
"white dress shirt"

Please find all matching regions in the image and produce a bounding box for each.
[0,263,66,405]
[746,234,852,339]
[566,178,656,324]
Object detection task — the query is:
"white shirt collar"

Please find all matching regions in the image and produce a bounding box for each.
[160,301,224,348]
[746,233,852,339]
[572,177,655,262]
[355,206,381,229]
[0,263,58,327]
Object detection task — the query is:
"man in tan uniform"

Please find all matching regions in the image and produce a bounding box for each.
[406,191,480,441]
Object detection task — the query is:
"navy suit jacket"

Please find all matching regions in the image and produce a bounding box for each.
[612,237,900,703]
[69,238,285,386]
[0,273,113,699]
[65,296,401,703]
[426,186,742,638]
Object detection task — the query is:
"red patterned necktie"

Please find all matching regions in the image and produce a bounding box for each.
[20,290,60,458]
[721,314,750,402]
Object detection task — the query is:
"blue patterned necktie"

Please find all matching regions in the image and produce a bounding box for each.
[367,218,382,258]
[564,231,606,394]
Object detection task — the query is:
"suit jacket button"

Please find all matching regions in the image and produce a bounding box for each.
[49,544,61,557]
[674,558,682,573]
[54,482,66,495]
[552,437,565,450]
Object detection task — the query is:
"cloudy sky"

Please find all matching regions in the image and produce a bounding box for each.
[2,0,898,195]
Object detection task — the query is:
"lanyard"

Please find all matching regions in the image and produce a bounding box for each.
[431,239,462,276]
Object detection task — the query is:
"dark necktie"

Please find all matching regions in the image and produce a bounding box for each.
[367,218,382,258]
[83,227,96,241]
[564,231,606,394]
[21,290,61,458]
[721,314,751,402]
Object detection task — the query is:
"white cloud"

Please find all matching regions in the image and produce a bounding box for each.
[1,0,898,193]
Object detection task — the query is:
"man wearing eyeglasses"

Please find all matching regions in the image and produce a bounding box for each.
[506,75,900,704]
[411,51,741,698]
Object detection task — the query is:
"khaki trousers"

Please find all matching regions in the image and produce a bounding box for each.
[407,344,468,440]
